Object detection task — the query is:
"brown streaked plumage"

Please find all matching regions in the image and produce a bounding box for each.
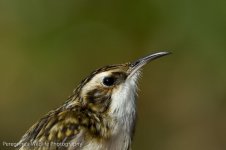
[17,52,170,150]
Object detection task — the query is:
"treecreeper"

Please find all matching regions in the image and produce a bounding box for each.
[17,52,170,150]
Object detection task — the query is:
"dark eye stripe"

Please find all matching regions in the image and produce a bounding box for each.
[111,72,127,80]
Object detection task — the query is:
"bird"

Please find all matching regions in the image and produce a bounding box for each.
[17,51,170,150]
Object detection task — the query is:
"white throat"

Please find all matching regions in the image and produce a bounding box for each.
[110,72,139,135]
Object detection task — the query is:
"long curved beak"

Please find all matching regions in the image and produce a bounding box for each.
[127,51,171,78]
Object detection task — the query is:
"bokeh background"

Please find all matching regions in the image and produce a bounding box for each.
[0,0,226,150]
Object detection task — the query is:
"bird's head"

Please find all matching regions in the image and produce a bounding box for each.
[71,52,170,116]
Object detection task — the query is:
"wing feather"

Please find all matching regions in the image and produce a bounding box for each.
[17,107,85,150]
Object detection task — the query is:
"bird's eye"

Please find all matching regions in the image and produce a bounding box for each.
[103,77,116,86]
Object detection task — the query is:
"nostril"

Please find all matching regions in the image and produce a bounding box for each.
[130,61,140,68]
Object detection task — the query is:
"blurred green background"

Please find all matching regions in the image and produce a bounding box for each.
[0,0,226,150]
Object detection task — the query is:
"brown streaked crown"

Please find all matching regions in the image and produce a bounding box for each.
[67,63,130,113]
